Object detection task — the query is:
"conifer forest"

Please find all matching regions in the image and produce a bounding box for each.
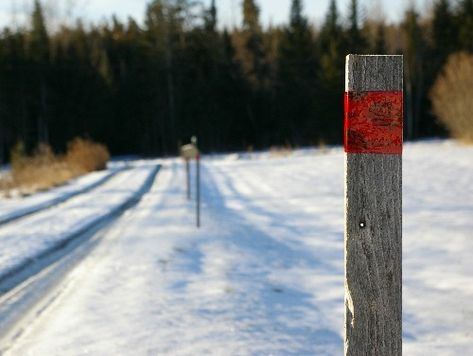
[0,0,472,159]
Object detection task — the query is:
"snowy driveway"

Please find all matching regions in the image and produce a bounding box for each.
[0,161,159,281]
[2,141,473,355]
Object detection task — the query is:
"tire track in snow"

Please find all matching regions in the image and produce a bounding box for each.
[0,164,128,226]
[2,159,342,355]
[0,162,162,351]
[0,162,161,290]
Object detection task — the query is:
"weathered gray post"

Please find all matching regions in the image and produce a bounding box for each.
[180,139,200,228]
[186,159,190,200]
[344,55,403,356]
[191,136,201,228]
[181,143,198,203]
[196,153,200,228]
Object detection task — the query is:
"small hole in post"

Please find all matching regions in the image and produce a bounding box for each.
[359,221,366,229]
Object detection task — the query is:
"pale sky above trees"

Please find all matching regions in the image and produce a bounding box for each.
[0,0,416,30]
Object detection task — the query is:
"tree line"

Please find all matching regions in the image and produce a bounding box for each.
[0,0,472,160]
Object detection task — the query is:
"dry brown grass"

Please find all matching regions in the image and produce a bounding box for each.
[66,138,110,173]
[269,144,293,158]
[430,52,473,143]
[1,138,110,197]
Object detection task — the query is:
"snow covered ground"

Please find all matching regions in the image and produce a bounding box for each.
[0,161,159,280]
[0,162,128,225]
[1,140,472,355]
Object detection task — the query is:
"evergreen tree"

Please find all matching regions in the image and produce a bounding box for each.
[1,30,29,150]
[372,22,386,53]
[346,0,367,53]
[205,0,217,32]
[227,0,271,148]
[30,0,49,62]
[243,0,261,32]
[276,0,318,144]
[432,0,456,62]
[317,0,345,143]
[144,0,192,154]
[219,30,249,150]
[239,0,269,88]
[318,0,344,85]
[403,7,426,139]
[30,0,50,144]
[457,0,473,52]
[290,0,306,28]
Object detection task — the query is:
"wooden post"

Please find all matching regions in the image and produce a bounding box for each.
[344,55,403,356]
[186,159,190,200]
[196,154,200,228]
[181,140,200,228]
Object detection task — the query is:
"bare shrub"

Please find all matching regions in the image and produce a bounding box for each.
[11,143,70,193]
[269,144,293,158]
[10,141,28,172]
[65,138,110,173]
[3,138,109,196]
[430,52,473,143]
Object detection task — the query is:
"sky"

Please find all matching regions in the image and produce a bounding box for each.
[0,0,424,31]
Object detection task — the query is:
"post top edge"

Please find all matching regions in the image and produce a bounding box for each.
[345,54,404,91]
[346,54,403,58]
[347,54,404,56]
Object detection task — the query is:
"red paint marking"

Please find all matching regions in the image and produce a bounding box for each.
[344,91,403,154]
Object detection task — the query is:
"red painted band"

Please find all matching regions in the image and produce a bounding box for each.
[344,91,403,154]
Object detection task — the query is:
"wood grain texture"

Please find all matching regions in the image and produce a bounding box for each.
[344,55,403,356]
[345,55,403,92]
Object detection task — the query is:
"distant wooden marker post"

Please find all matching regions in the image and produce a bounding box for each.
[181,137,200,228]
[185,158,191,200]
[344,55,403,356]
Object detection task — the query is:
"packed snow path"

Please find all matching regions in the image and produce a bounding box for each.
[0,161,159,282]
[0,162,127,225]
[2,141,473,355]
